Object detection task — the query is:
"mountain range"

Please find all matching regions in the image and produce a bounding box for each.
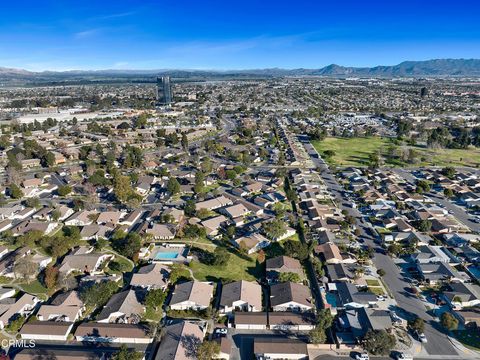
[1,59,480,81]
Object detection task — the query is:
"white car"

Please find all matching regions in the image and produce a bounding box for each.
[418,332,428,343]
[355,353,369,360]
[376,295,386,301]
[396,352,414,360]
[214,328,228,336]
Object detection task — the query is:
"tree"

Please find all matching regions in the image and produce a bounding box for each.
[57,185,72,196]
[377,269,386,277]
[409,316,425,333]
[194,171,205,194]
[44,265,59,290]
[418,219,432,232]
[113,174,132,204]
[387,243,403,257]
[262,219,287,240]
[441,312,458,331]
[112,344,143,360]
[444,188,454,198]
[200,157,213,173]
[212,247,231,267]
[111,232,142,260]
[368,153,381,169]
[80,280,118,308]
[9,183,23,199]
[13,256,37,280]
[278,272,301,283]
[323,150,336,159]
[283,240,309,260]
[257,249,265,263]
[225,169,237,181]
[25,197,41,209]
[309,327,326,344]
[145,288,166,310]
[184,199,196,217]
[169,264,192,284]
[181,133,189,151]
[197,340,220,360]
[316,308,334,331]
[416,180,431,194]
[167,177,181,195]
[362,330,396,355]
[441,166,456,179]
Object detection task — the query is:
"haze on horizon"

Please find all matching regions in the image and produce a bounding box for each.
[0,0,479,71]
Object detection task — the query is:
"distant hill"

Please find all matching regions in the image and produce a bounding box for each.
[1,59,480,83]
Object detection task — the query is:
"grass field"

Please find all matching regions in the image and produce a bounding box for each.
[366,279,381,287]
[19,280,49,298]
[189,251,262,282]
[312,137,480,167]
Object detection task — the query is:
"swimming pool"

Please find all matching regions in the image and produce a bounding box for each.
[155,252,179,260]
[326,293,337,307]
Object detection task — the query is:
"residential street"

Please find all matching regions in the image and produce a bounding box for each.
[303,139,459,357]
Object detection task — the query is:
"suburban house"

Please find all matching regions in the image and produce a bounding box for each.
[416,262,464,285]
[64,210,97,226]
[443,282,480,309]
[130,263,170,290]
[411,245,452,264]
[234,312,268,330]
[195,196,232,211]
[326,263,356,283]
[335,282,378,309]
[268,312,316,331]
[201,215,228,236]
[74,322,153,344]
[270,282,313,312]
[343,308,393,339]
[266,256,303,282]
[146,223,176,240]
[96,289,144,323]
[0,293,40,329]
[59,247,113,275]
[315,242,345,264]
[37,290,84,322]
[233,233,270,254]
[169,281,214,311]
[219,280,262,314]
[253,338,308,360]
[155,321,206,360]
[20,321,74,341]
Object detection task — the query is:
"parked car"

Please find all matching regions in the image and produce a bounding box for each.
[395,352,414,360]
[354,352,369,360]
[214,328,228,336]
[417,331,428,343]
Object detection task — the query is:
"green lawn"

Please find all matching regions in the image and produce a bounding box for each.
[312,137,391,166]
[189,251,262,282]
[312,137,480,167]
[144,306,163,322]
[366,279,381,287]
[19,280,48,297]
[367,286,385,296]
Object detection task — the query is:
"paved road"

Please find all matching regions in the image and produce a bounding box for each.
[303,138,458,357]
[392,168,480,232]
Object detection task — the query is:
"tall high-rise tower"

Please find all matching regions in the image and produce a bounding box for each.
[156,76,172,105]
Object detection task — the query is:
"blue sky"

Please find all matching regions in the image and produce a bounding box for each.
[0,0,479,71]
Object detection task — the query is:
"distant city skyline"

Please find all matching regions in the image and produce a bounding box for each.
[1,0,479,71]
